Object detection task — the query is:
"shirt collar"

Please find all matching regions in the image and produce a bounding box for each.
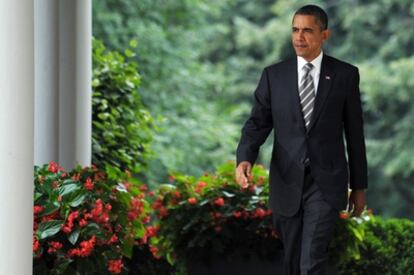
[297,51,323,73]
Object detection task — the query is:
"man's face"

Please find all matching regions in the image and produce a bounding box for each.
[291,15,329,62]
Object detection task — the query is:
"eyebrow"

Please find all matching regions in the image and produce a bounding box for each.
[292,27,314,32]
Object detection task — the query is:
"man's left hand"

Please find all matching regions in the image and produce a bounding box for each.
[348,189,366,217]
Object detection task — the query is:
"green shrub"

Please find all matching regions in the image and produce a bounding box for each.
[92,38,157,179]
[336,217,414,275]
[150,161,279,268]
[33,162,151,274]
[147,162,413,274]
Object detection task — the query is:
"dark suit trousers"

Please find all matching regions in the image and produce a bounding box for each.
[272,166,339,275]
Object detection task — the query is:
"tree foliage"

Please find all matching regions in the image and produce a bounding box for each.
[92,38,156,178]
[93,0,414,218]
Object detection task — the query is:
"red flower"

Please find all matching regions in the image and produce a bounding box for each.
[47,241,63,254]
[62,211,79,233]
[91,199,111,223]
[71,173,80,181]
[108,234,119,244]
[108,259,123,274]
[339,212,349,219]
[149,245,161,259]
[197,181,208,188]
[158,207,168,218]
[233,211,242,218]
[52,181,60,189]
[139,185,148,192]
[67,235,96,257]
[50,241,63,249]
[172,191,181,199]
[84,177,94,190]
[195,181,208,193]
[33,236,40,252]
[79,219,88,227]
[188,197,197,205]
[211,212,222,219]
[152,197,163,210]
[168,175,175,182]
[38,175,45,184]
[214,197,225,207]
[48,162,59,173]
[142,215,151,224]
[145,225,159,238]
[94,171,106,181]
[33,205,44,215]
[128,211,138,221]
[254,208,266,218]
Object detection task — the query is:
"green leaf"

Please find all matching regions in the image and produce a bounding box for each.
[53,258,73,274]
[129,39,138,48]
[34,192,43,201]
[68,228,80,245]
[222,190,235,198]
[58,183,81,197]
[121,238,134,258]
[37,220,65,239]
[68,193,87,207]
[39,202,60,217]
[85,222,100,234]
[199,199,210,206]
[125,48,136,58]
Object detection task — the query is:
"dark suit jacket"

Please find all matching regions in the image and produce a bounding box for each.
[236,54,368,217]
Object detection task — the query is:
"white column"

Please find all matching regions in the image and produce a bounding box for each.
[75,0,93,166]
[34,0,92,169]
[0,1,34,274]
[34,0,59,164]
[58,0,92,169]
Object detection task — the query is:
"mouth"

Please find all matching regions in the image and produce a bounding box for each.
[294,44,308,49]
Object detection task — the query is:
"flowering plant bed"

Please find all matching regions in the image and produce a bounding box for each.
[33,162,151,274]
[149,161,281,269]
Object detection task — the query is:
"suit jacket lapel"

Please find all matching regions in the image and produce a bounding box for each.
[307,55,334,132]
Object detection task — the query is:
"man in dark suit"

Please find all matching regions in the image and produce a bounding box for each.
[235,5,368,275]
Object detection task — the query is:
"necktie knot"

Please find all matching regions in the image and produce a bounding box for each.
[303,63,313,74]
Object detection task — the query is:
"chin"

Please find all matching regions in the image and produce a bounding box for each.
[294,49,305,56]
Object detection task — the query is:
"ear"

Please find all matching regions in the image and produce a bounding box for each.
[322,29,330,42]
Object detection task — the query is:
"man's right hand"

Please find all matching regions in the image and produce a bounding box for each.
[235,161,252,189]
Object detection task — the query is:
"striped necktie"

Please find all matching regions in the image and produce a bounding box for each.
[299,63,315,131]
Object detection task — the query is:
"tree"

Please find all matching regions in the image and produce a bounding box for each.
[93,0,414,218]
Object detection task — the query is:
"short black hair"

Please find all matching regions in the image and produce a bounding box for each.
[294,5,328,30]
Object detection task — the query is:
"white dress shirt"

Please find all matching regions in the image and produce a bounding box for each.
[297,51,323,95]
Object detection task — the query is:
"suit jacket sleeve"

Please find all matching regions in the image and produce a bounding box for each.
[343,67,368,190]
[236,68,273,166]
